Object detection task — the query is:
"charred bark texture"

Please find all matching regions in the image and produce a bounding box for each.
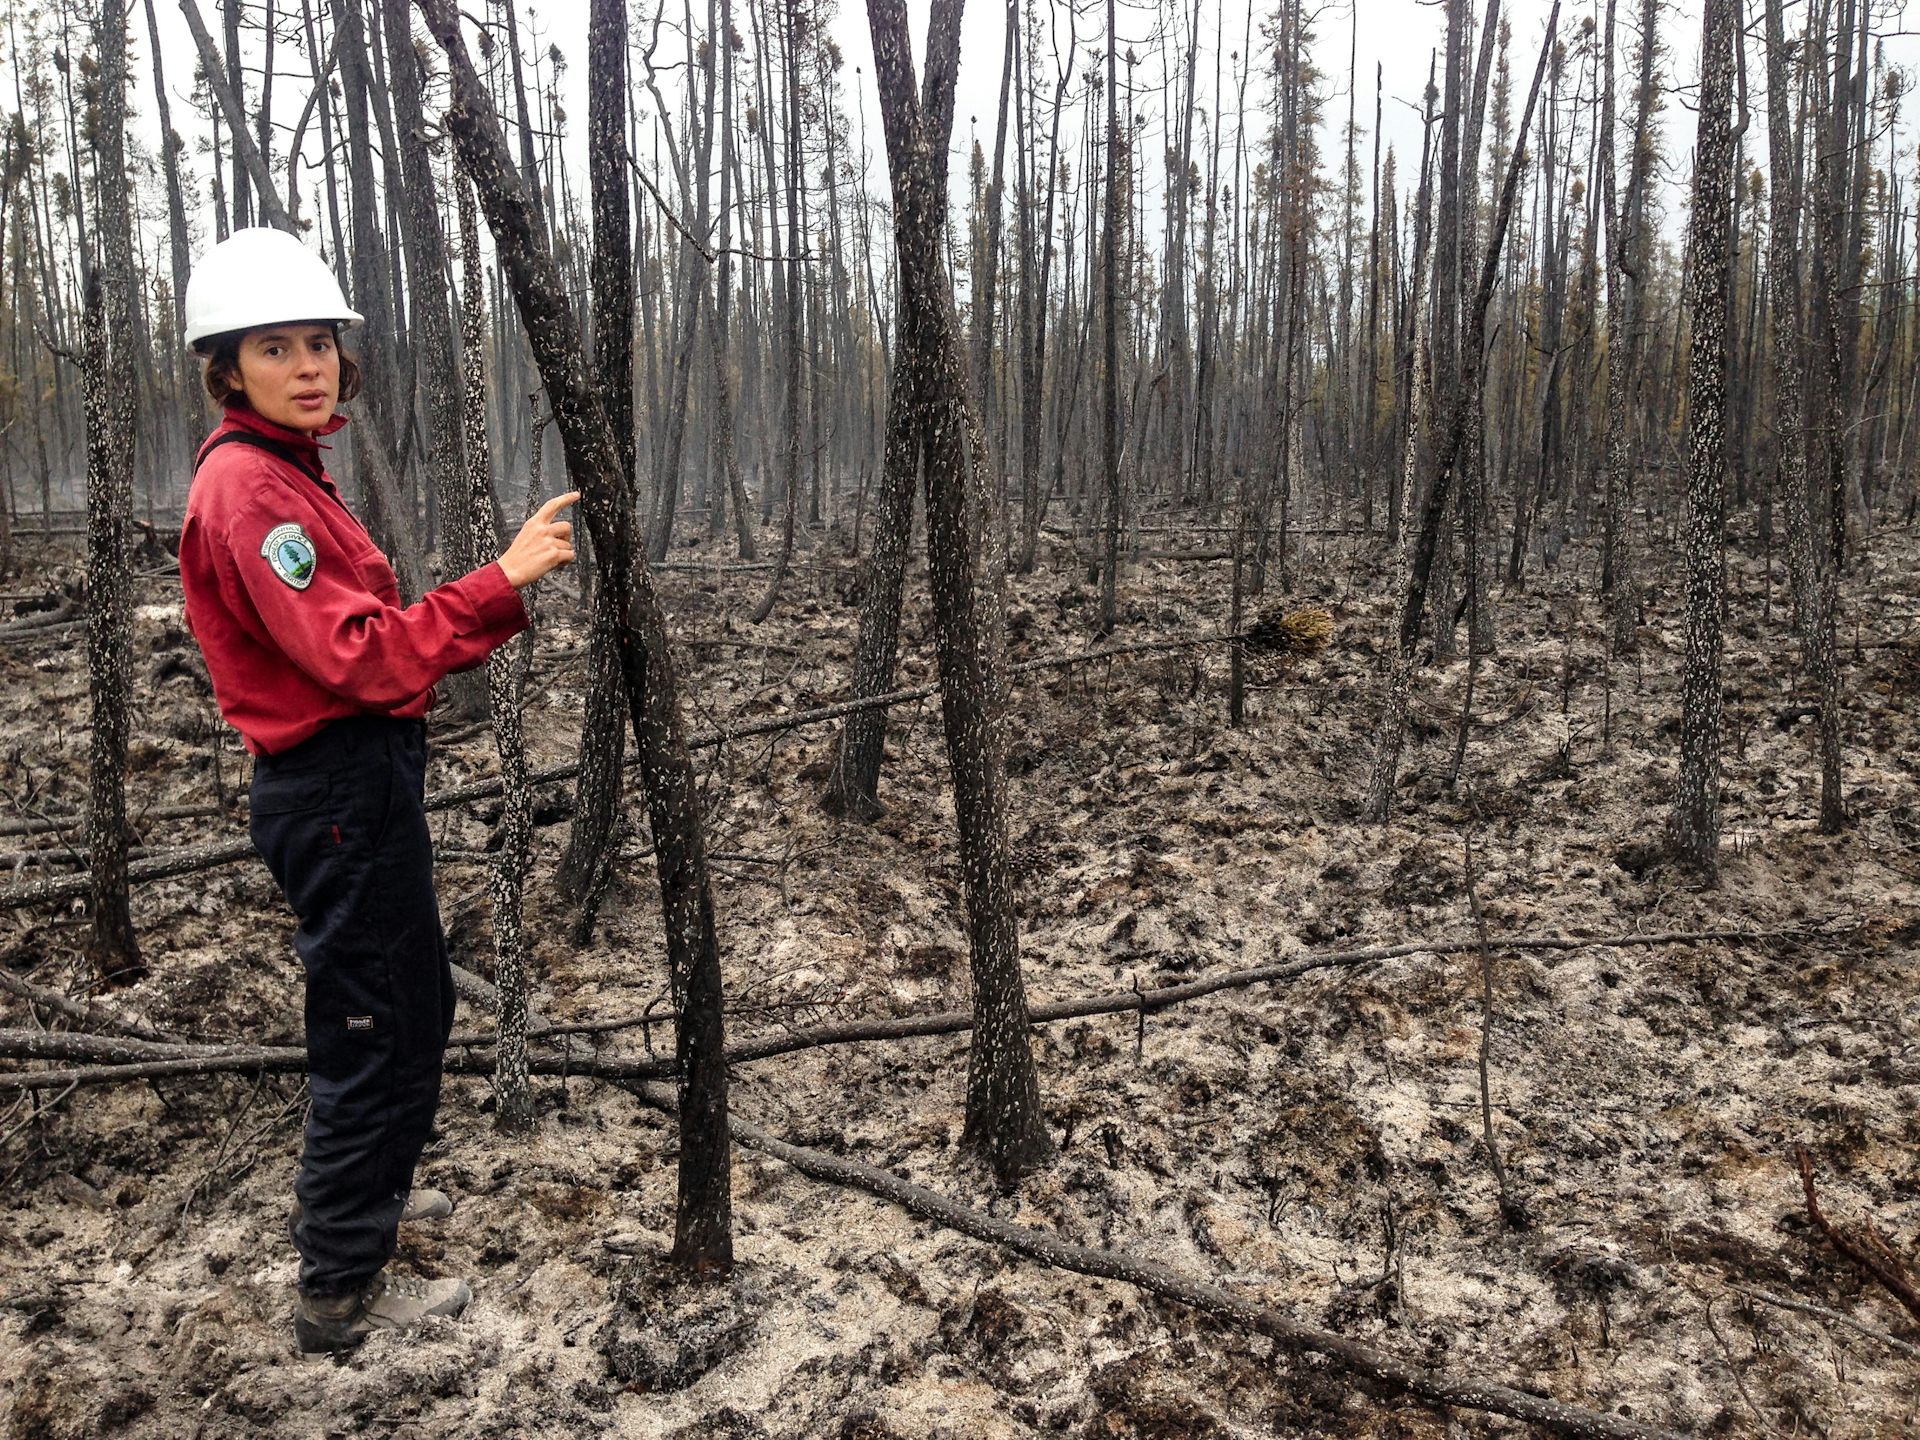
[865,0,1053,1185]
[417,0,732,1273]
[1666,0,1737,874]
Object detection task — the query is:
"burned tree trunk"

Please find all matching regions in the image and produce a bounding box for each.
[417,0,732,1273]
[82,0,145,989]
[1364,5,1557,820]
[458,176,533,1130]
[1601,0,1656,656]
[822,0,967,820]
[557,0,638,901]
[865,0,1052,1185]
[1096,0,1123,637]
[1667,0,1738,874]
[1763,0,1845,834]
[381,0,485,718]
[176,0,295,231]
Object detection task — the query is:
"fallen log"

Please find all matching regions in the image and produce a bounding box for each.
[0,628,1288,909]
[0,803,224,840]
[627,1079,1686,1440]
[0,599,81,638]
[0,971,175,1043]
[0,926,1815,1090]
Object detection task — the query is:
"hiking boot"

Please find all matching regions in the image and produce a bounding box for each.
[287,1188,454,1245]
[295,1269,472,1357]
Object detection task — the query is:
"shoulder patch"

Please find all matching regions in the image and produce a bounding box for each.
[261,522,318,590]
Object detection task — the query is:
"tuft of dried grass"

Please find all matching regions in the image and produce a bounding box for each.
[1242,606,1333,658]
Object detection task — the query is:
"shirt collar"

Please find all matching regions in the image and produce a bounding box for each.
[221,401,350,455]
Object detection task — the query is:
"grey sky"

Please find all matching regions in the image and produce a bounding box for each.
[117,0,1920,275]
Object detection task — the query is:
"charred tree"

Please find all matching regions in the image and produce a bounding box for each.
[1666,0,1737,874]
[417,0,732,1274]
[81,0,145,989]
[557,0,637,902]
[381,0,485,718]
[822,0,967,820]
[1763,0,1845,834]
[458,175,533,1130]
[1364,5,1558,821]
[866,0,1053,1184]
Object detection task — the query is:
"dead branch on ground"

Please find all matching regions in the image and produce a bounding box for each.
[0,927,1818,1091]
[0,615,1333,909]
[1795,1145,1920,1325]
[1727,1282,1920,1360]
[623,1078,1687,1440]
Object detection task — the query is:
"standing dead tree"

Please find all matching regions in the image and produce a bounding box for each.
[555,0,637,910]
[175,0,297,232]
[458,175,533,1131]
[864,0,1053,1184]
[416,0,733,1275]
[80,0,145,988]
[1600,0,1656,657]
[1363,4,1559,821]
[822,0,967,821]
[1762,0,1845,835]
[1666,0,1737,875]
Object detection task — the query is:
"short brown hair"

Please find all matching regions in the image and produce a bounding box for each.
[199,326,363,409]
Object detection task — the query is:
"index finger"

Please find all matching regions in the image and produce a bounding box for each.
[537,490,583,522]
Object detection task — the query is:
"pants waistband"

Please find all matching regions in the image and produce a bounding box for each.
[254,715,426,776]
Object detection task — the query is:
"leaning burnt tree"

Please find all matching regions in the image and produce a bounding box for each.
[555,0,636,909]
[865,0,1053,1184]
[822,0,967,821]
[81,0,145,988]
[1666,0,1737,875]
[1363,3,1558,822]
[415,0,733,1274]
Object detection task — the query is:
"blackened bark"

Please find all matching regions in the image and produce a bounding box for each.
[176,0,295,230]
[1667,0,1737,874]
[865,0,1052,1185]
[748,0,805,624]
[418,0,732,1273]
[1365,6,1557,820]
[1097,0,1123,637]
[458,176,533,1130]
[558,0,638,898]
[83,0,145,989]
[1763,0,1845,834]
[335,0,429,601]
[821,0,968,819]
[382,0,486,718]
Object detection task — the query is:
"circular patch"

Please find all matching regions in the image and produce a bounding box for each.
[260,522,318,590]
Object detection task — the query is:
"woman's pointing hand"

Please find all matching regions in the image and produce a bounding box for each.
[499,491,581,590]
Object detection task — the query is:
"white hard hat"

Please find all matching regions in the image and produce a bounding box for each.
[183,227,363,351]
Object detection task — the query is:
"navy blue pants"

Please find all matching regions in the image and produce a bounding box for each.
[249,716,456,1297]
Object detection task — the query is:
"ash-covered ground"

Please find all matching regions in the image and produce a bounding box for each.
[2,519,1918,1439]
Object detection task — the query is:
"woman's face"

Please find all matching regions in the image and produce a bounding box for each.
[234,324,340,433]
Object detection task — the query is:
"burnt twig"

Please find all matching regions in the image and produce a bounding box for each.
[1795,1145,1920,1325]
[1464,831,1527,1229]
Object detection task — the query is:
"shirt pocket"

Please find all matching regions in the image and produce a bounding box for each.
[345,540,401,604]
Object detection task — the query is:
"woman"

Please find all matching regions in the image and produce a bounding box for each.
[176,227,578,1356]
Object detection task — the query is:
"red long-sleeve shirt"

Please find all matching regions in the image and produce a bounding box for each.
[180,405,528,755]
